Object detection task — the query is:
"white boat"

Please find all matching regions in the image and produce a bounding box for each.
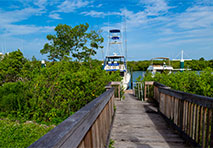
[103,54,130,90]
[103,29,130,90]
[147,57,174,75]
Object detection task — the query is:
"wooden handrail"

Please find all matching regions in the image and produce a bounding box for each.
[29,87,115,148]
[150,81,213,148]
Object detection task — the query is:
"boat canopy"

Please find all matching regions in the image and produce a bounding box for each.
[151,57,169,60]
[106,55,125,58]
[110,29,120,33]
[150,57,171,65]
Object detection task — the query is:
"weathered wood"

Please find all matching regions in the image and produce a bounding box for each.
[202,107,207,148]
[147,81,213,147]
[195,105,200,143]
[193,104,197,140]
[171,96,174,121]
[111,92,190,148]
[84,130,93,147]
[145,81,154,85]
[183,101,186,132]
[158,87,213,109]
[29,88,115,148]
[198,106,202,144]
[190,103,194,138]
[210,109,213,147]
[205,109,210,148]
[179,100,184,131]
[78,141,85,148]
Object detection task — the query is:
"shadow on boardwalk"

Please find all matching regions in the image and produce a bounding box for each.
[110,92,191,148]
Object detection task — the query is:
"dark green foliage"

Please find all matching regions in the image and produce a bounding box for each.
[0,82,25,112]
[0,119,54,148]
[0,51,121,125]
[142,68,213,97]
[0,49,27,85]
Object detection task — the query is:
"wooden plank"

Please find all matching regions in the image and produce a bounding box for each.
[187,102,191,136]
[145,81,154,85]
[184,101,188,132]
[195,105,200,143]
[78,141,85,148]
[171,96,174,121]
[176,98,179,126]
[179,99,184,130]
[205,109,210,148]
[96,114,102,148]
[210,109,213,147]
[176,98,179,125]
[190,103,194,138]
[99,109,104,148]
[91,119,98,148]
[111,91,190,148]
[192,104,196,140]
[193,104,197,141]
[167,96,172,119]
[84,130,93,147]
[165,94,168,117]
[183,101,186,132]
[202,107,207,148]
[198,106,203,145]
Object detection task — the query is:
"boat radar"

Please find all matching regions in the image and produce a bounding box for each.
[173,50,192,72]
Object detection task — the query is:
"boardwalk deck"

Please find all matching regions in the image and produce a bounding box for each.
[110,92,191,148]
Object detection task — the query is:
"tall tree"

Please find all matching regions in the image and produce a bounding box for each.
[40,23,104,61]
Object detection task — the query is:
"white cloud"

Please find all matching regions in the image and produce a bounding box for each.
[172,6,213,29]
[81,10,106,18]
[81,10,121,18]
[0,6,54,36]
[139,0,172,16]
[2,24,54,36]
[33,0,47,9]
[56,0,90,13]
[49,13,62,19]
[0,7,44,24]
[97,4,103,8]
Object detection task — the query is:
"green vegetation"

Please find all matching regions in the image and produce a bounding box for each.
[142,67,213,97]
[0,119,54,148]
[109,139,115,148]
[40,23,103,62]
[128,58,213,71]
[0,23,121,147]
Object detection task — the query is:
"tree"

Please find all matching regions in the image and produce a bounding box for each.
[0,49,26,85]
[40,23,104,61]
[199,57,205,61]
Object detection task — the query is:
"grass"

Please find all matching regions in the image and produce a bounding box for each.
[0,118,55,148]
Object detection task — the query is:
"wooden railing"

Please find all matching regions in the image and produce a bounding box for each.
[145,81,213,148]
[29,87,115,148]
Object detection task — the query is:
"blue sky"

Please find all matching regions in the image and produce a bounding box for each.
[0,0,213,61]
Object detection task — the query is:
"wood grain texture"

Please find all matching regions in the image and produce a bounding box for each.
[110,92,190,148]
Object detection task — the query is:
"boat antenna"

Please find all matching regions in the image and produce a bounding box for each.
[106,16,110,56]
[124,10,127,62]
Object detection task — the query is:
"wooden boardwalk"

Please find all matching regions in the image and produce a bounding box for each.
[110,92,191,148]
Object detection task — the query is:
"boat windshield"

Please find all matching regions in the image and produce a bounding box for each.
[105,57,125,64]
